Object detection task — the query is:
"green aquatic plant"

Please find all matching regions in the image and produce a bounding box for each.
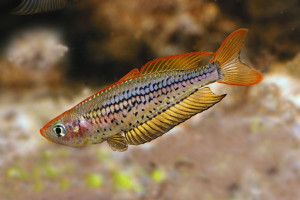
[151,169,166,183]
[113,171,137,190]
[6,166,28,179]
[43,165,60,178]
[85,173,103,188]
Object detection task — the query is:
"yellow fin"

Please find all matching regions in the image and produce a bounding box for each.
[125,87,226,145]
[140,52,213,75]
[107,133,128,152]
[12,0,67,15]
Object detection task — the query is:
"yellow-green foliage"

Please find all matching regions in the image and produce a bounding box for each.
[43,165,60,178]
[113,171,136,190]
[85,173,103,188]
[151,169,166,183]
[6,167,28,179]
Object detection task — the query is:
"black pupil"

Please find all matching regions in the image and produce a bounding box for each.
[56,127,62,134]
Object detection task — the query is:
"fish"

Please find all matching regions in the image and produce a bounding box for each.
[40,29,263,152]
[11,0,72,15]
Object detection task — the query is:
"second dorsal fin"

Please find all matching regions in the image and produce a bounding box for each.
[140,52,213,75]
[117,52,213,83]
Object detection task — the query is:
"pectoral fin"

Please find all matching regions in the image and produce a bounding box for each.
[107,133,128,152]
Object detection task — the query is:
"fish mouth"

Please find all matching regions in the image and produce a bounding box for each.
[40,128,54,143]
[40,128,46,137]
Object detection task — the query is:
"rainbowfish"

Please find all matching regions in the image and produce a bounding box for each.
[12,0,71,15]
[40,29,263,151]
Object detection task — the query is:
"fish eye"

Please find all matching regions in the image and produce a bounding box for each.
[53,124,66,137]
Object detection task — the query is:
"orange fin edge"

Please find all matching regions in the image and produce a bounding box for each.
[118,68,140,82]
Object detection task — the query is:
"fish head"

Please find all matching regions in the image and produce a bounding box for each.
[40,110,91,147]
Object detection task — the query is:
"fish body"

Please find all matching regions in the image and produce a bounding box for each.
[41,29,263,151]
[77,62,219,143]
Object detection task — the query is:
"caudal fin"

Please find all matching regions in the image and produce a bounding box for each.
[210,29,263,86]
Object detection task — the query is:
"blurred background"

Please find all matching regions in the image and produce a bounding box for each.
[0,0,300,199]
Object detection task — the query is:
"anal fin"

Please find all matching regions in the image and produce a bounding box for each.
[125,87,226,145]
[107,133,128,152]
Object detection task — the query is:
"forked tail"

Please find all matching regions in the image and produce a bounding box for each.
[210,29,263,86]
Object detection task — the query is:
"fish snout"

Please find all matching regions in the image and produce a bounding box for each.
[40,128,48,138]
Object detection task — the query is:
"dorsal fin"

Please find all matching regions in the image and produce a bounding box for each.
[118,68,140,83]
[140,52,213,75]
